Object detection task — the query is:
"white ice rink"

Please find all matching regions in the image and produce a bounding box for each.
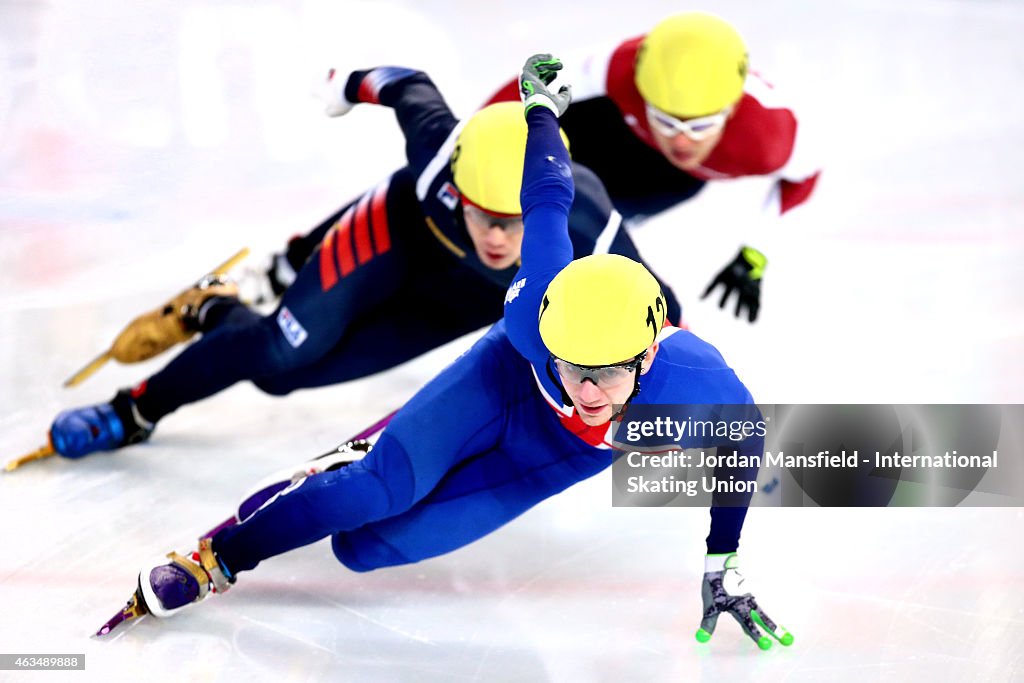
[1,0,1022,680]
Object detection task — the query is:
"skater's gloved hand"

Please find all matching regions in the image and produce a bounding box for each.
[702,246,766,323]
[519,54,572,117]
[695,553,794,650]
[318,67,356,117]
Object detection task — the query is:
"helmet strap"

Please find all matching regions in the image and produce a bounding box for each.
[547,352,648,421]
[610,361,644,421]
[545,359,575,407]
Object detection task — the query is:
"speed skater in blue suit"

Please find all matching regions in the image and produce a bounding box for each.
[114,55,793,652]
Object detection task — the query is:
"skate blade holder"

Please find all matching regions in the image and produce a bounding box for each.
[63,248,251,388]
[5,442,56,473]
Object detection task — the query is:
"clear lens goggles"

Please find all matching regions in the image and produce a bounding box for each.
[552,354,645,389]
[645,104,730,142]
[462,202,524,233]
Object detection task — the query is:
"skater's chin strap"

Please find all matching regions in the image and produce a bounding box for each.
[611,361,646,422]
[545,359,574,408]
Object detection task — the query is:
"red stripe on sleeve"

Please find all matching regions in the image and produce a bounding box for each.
[370,184,391,255]
[353,193,373,264]
[357,77,379,105]
[319,229,339,291]
[334,207,357,277]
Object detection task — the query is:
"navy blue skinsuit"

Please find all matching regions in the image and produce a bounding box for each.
[212,105,760,576]
[130,67,681,425]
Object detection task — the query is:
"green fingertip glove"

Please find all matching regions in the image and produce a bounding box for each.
[519,53,572,117]
[695,553,794,651]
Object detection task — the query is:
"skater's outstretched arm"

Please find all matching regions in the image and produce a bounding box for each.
[504,54,575,363]
[321,65,458,175]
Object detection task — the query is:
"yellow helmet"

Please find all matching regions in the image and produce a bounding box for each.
[451,102,569,216]
[539,254,666,366]
[635,12,748,118]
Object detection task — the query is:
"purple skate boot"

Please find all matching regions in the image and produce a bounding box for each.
[50,390,154,459]
[138,538,234,618]
[94,537,233,636]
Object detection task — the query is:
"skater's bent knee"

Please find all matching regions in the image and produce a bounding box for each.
[331,530,412,572]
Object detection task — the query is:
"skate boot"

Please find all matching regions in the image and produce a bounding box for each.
[138,537,234,618]
[236,239,305,309]
[94,537,232,636]
[109,274,239,364]
[50,390,154,459]
[237,440,372,522]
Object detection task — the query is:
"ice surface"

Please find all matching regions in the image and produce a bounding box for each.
[1,1,1022,681]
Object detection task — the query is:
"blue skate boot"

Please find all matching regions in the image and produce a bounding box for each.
[50,390,154,459]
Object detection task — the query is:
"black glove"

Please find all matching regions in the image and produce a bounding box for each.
[702,246,766,323]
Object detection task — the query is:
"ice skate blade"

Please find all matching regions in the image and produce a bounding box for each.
[63,351,113,388]
[93,589,149,639]
[63,247,251,387]
[4,442,55,473]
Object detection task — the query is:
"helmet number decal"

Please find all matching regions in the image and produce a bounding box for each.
[645,294,665,343]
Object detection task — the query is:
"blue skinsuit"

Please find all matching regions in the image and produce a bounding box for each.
[213,107,761,576]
